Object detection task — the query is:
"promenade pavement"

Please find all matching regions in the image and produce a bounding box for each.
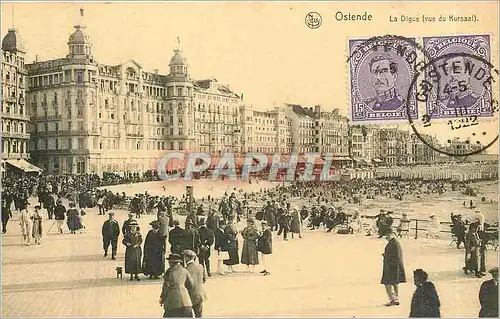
[2,202,498,317]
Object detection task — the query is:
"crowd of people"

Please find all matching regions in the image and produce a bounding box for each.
[1,171,498,317]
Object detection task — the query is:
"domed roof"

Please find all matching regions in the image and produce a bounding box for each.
[1,29,26,53]
[68,25,91,44]
[169,49,187,66]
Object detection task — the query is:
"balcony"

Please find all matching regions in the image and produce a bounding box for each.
[5,96,16,103]
[76,98,84,106]
[3,152,30,160]
[52,100,58,106]
[2,132,30,139]
[35,129,90,137]
[2,112,30,121]
[65,99,71,107]
[41,101,48,108]
[126,133,144,137]
[38,114,62,121]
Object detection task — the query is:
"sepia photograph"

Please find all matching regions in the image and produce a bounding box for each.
[1,1,499,318]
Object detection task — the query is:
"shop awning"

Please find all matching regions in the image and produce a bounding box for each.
[5,159,43,173]
[372,158,383,163]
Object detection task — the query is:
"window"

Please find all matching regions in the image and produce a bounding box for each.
[68,138,72,149]
[44,123,48,132]
[76,71,84,83]
[78,138,84,149]
[55,123,59,132]
[55,139,59,150]
[53,157,60,170]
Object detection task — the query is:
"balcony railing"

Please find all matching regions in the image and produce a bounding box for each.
[2,132,30,139]
[126,133,144,137]
[5,96,16,103]
[76,98,84,106]
[65,99,71,107]
[38,115,62,121]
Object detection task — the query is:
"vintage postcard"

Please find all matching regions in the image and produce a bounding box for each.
[1,1,498,318]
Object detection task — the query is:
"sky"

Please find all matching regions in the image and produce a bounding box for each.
[1,1,498,153]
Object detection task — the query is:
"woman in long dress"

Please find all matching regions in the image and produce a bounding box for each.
[32,205,43,245]
[290,207,302,239]
[223,216,239,272]
[123,221,143,281]
[241,218,259,272]
[66,202,81,234]
[142,221,165,279]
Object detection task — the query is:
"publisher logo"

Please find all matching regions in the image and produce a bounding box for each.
[305,12,322,29]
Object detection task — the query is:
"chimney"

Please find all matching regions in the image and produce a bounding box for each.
[35,55,38,63]
[154,69,158,74]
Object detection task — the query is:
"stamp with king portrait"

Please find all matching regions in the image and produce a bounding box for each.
[422,34,494,120]
[348,37,419,122]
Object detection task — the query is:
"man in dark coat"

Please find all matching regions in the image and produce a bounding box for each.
[185,212,199,229]
[143,220,166,279]
[101,212,120,259]
[206,209,220,233]
[197,218,215,277]
[1,195,12,234]
[276,206,291,241]
[257,220,272,276]
[46,193,55,220]
[169,220,185,255]
[410,269,441,317]
[183,250,207,317]
[479,267,499,317]
[54,201,66,234]
[183,220,201,257]
[160,254,194,317]
[381,229,406,306]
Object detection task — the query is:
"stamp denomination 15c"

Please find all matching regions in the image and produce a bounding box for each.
[348,37,419,122]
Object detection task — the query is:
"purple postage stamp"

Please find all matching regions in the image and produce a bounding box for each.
[423,35,493,119]
[348,37,418,122]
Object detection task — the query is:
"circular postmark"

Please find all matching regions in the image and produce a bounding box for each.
[305,12,322,29]
[346,34,498,156]
[405,46,499,157]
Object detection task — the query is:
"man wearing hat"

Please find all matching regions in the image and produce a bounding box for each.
[381,228,406,306]
[475,208,486,231]
[451,213,466,249]
[101,212,120,259]
[183,219,201,258]
[479,267,498,317]
[197,218,215,277]
[169,220,185,255]
[183,250,207,317]
[376,209,388,238]
[160,254,194,317]
[158,211,170,253]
